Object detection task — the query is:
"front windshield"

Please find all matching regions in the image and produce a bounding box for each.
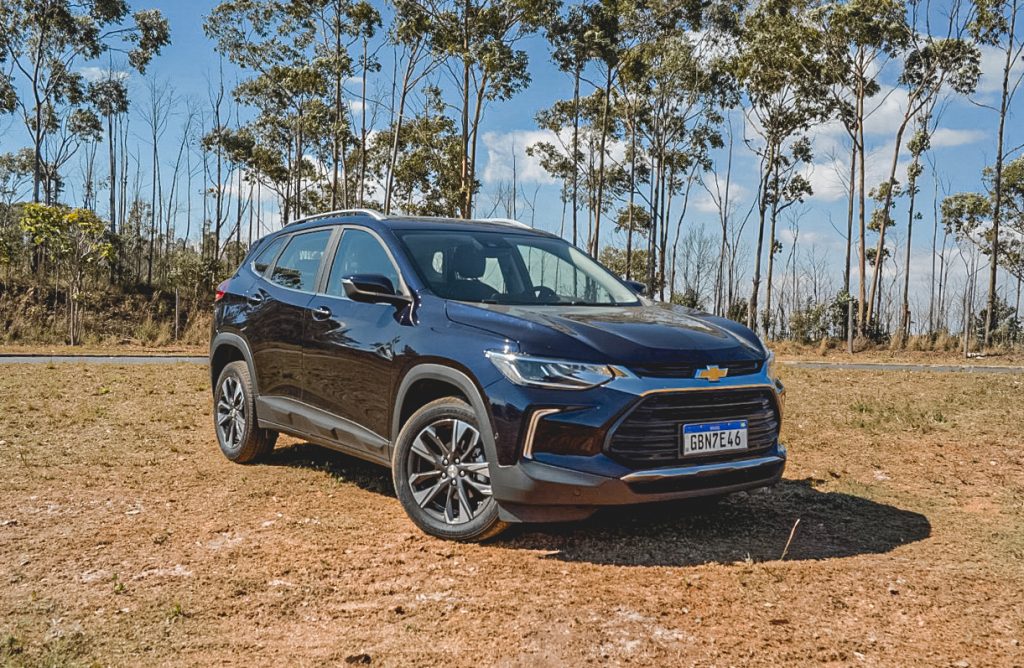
[396,229,640,306]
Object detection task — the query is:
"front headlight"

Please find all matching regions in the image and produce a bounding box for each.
[486,351,615,390]
[765,350,777,381]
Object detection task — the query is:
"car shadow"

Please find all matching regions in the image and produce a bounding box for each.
[268,444,930,567]
[497,479,931,566]
[267,442,398,498]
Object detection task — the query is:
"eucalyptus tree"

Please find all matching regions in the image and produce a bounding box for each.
[410,0,558,218]
[944,155,1024,328]
[621,27,731,297]
[383,0,442,214]
[761,136,813,336]
[0,1,169,206]
[814,0,910,338]
[897,112,933,343]
[529,90,630,240]
[735,0,829,333]
[545,4,593,245]
[865,33,981,328]
[968,0,1024,344]
[206,0,372,222]
[88,76,129,232]
[369,86,463,215]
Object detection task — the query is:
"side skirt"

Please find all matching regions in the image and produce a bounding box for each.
[256,395,391,467]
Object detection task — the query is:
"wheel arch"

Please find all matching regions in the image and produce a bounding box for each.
[392,364,496,462]
[210,332,259,396]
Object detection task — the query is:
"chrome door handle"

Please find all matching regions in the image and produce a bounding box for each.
[311,305,332,321]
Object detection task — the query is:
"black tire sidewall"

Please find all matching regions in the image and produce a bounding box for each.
[214,360,272,463]
[392,398,505,541]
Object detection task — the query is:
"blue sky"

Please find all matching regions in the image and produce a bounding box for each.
[2,0,1021,318]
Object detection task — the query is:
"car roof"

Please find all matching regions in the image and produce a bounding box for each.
[277,209,558,239]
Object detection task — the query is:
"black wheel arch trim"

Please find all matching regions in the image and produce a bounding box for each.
[210,331,259,395]
[392,363,500,467]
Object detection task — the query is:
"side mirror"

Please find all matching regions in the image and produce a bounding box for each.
[341,274,411,307]
[624,279,647,296]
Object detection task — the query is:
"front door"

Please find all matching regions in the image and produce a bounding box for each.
[302,227,409,440]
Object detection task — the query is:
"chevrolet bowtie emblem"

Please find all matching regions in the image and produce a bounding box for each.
[695,365,728,382]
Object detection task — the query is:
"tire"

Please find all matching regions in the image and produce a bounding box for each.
[214,360,277,464]
[392,397,507,542]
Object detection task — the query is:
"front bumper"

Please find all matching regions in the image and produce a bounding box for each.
[491,442,786,523]
[484,368,787,523]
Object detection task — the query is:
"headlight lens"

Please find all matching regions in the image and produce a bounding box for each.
[486,351,615,390]
[765,350,778,382]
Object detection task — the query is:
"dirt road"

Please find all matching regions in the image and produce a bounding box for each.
[1,364,1022,666]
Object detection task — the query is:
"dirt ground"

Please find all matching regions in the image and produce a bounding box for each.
[1,364,1022,667]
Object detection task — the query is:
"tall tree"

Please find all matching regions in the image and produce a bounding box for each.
[865,33,980,328]
[969,0,1024,345]
[735,0,828,332]
[0,1,169,205]
[815,0,910,339]
[412,0,557,218]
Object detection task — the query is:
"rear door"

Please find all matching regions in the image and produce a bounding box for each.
[246,227,335,400]
[302,227,409,443]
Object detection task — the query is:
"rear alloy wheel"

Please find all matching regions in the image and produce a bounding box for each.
[393,398,507,541]
[214,360,277,463]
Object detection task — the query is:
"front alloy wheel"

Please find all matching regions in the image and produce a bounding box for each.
[393,398,506,541]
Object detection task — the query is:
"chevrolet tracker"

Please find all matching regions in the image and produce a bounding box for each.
[209,209,786,541]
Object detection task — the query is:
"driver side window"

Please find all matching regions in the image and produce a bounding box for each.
[326,229,402,297]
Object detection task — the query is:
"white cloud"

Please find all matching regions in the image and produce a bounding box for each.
[692,181,751,214]
[976,43,1024,95]
[481,129,561,185]
[79,66,128,83]
[803,141,910,203]
[929,128,985,148]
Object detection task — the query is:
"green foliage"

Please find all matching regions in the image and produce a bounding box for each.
[973,294,1021,345]
[598,246,664,292]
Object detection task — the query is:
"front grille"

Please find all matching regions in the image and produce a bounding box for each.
[606,388,780,468]
[628,359,762,379]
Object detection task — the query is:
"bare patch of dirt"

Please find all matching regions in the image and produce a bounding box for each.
[1,364,1022,666]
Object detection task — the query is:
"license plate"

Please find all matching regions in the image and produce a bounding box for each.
[681,420,748,456]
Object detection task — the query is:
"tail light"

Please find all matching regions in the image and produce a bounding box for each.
[215,279,230,302]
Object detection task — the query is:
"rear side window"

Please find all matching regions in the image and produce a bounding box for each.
[269,229,333,291]
[252,237,285,275]
[326,229,402,296]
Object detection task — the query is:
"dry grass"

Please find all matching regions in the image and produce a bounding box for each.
[0,364,1022,666]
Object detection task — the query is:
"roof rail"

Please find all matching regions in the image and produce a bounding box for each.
[478,217,531,229]
[288,208,386,225]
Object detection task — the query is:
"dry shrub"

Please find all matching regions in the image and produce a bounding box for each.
[816,337,831,356]
[179,310,212,346]
[134,315,172,345]
[852,335,872,353]
[906,335,929,351]
[933,331,958,352]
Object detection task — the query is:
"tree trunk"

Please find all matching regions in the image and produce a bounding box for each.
[856,53,867,336]
[899,165,920,345]
[749,141,776,332]
[866,113,912,327]
[385,46,416,215]
[984,1,1016,346]
[591,68,613,256]
[571,68,580,247]
[358,35,369,207]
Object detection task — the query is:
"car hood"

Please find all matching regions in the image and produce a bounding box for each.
[444,300,764,365]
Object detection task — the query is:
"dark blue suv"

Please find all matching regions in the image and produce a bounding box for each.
[210,209,786,541]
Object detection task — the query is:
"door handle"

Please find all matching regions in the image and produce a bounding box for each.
[311,305,332,321]
[247,290,266,307]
